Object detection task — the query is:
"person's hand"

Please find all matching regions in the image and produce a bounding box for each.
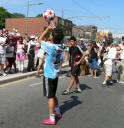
[75,61,80,66]
[0,41,4,45]
[47,25,53,31]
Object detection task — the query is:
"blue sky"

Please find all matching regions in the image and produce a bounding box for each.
[1,0,124,33]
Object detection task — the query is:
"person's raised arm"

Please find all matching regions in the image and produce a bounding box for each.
[38,25,53,43]
[94,47,98,53]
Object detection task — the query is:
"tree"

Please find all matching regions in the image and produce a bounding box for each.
[36,14,43,17]
[43,26,50,39]
[0,7,15,28]
[0,7,25,28]
[72,23,76,26]
[13,13,25,18]
[56,23,65,40]
[43,23,65,41]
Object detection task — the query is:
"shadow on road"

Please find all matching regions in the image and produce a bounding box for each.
[60,96,82,115]
[80,84,92,91]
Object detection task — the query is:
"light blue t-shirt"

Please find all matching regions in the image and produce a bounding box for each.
[41,41,63,79]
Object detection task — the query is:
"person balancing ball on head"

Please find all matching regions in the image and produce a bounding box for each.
[39,10,64,125]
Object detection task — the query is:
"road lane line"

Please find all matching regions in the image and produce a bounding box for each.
[29,82,43,87]
[0,74,66,88]
[0,76,36,88]
[28,76,65,87]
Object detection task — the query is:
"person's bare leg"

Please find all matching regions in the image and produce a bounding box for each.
[103,76,109,83]
[36,64,41,76]
[94,69,97,78]
[90,69,93,77]
[48,98,55,114]
[67,75,75,91]
[0,64,2,72]
[75,76,81,89]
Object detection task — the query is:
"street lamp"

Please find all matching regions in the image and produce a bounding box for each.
[25,0,43,37]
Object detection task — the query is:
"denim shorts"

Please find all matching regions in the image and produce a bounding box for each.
[90,59,98,69]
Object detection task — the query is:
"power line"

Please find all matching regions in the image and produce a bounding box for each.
[64,16,110,19]
[71,0,112,29]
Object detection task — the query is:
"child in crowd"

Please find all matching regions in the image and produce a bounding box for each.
[62,36,86,95]
[5,39,15,73]
[16,36,26,73]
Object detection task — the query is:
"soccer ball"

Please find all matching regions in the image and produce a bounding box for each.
[43,9,55,22]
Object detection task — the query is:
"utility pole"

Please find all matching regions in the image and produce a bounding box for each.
[25,0,29,38]
[25,0,43,38]
[61,8,64,25]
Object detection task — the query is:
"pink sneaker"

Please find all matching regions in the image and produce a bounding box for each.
[42,118,56,125]
[56,113,62,118]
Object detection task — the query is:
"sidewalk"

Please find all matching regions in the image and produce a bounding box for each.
[0,60,69,85]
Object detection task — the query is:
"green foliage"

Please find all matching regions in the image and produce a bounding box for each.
[0,7,14,28]
[44,26,50,39]
[36,14,43,17]
[13,13,25,18]
[72,23,76,26]
[0,7,25,28]
[43,23,65,42]
[56,23,65,40]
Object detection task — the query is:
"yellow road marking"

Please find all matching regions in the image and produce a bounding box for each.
[0,76,36,87]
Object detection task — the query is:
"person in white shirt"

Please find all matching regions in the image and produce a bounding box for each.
[117,43,124,83]
[27,36,36,71]
[102,45,121,86]
[35,44,45,76]
[0,29,7,76]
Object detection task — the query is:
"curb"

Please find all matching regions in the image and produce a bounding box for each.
[0,63,69,85]
[0,71,37,85]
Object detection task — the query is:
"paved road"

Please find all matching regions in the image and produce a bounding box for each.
[0,69,124,128]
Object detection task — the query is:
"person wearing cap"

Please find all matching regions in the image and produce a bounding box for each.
[27,36,36,71]
[79,39,88,76]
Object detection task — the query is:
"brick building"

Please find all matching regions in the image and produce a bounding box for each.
[5,17,72,37]
[72,25,97,40]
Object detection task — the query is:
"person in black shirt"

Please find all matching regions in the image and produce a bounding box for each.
[62,36,86,95]
[89,41,98,78]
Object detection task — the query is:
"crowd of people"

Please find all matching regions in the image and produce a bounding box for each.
[0,26,124,125]
[66,37,124,84]
[0,28,124,86]
[37,25,124,125]
[0,28,46,76]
